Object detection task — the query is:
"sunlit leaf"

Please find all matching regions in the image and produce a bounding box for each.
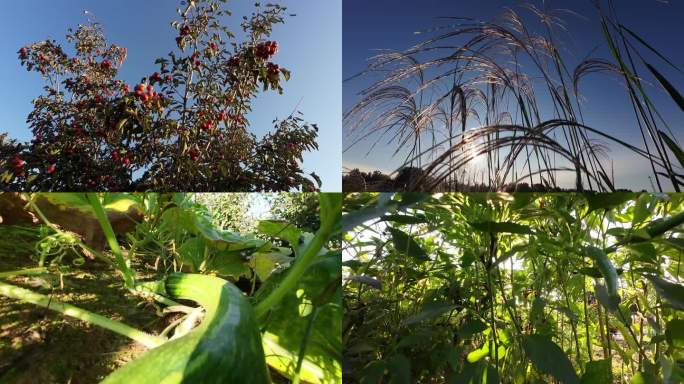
[466,343,489,363]
[257,220,302,248]
[388,227,429,261]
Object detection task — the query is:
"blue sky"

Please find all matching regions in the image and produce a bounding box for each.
[343,0,684,191]
[0,0,341,191]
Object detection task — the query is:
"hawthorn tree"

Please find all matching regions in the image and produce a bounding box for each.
[0,0,321,191]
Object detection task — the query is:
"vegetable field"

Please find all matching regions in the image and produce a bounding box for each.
[0,192,341,383]
[343,193,684,383]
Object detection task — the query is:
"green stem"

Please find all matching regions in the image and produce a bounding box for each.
[0,267,48,278]
[292,306,319,384]
[27,196,114,268]
[605,209,684,253]
[0,281,165,349]
[87,193,135,288]
[254,217,335,321]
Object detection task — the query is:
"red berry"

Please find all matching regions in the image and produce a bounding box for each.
[112,152,120,162]
[267,62,280,76]
[101,60,111,70]
[180,25,191,36]
[47,164,56,174]
[135,83,145,95]
[11,155,25,169]
[151,72,162,83]
[122,157,131,167]
[189,148,200,161]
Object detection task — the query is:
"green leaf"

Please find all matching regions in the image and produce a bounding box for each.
[585,193,635,213]
[361,360,387,384]
[661,237,684,251]
[381,214,426,224]
[645,62,684,111]
[466,343,489,363]
[647,275,684,310]
[619,25,684,76]
[250,251,293,282]
[666,319,684,349]
[205,250,250,278]
[522,334,580,384]
[403,301,457,325]
[319,193,342,231]
[468,221,532,234]
[632,194,651,225]
[459,318,488,339]
[342,195,396,233]
[580,359,612,384]
[254,250,341,383]
[387,227,429,261]
[177,237,204,272]
[658,130,684,168]
[257,220,302,248]
[631,371,659,384]
[386,354,411,384]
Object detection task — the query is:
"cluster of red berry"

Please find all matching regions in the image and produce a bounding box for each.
[111,151,131,167]
[150,72,163,83]
[176,25,191,47]
[101,60,112,70]
[266,62,280,77]
[10,155,25,176]
[18,47,29,60]
[190,52,203,67]
[188,147,201,161]
[134,83,157,102]
[200,119,215,131]
[255,41,278,60]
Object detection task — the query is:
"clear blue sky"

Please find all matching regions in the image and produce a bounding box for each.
[343,0,684,191]
[0,0,341,191]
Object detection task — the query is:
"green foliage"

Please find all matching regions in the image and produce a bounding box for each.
[344,193,684,383]
[0,192,341,383]
[387,227,429,261]
[523,334,579,384]
[580,359,612,384]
